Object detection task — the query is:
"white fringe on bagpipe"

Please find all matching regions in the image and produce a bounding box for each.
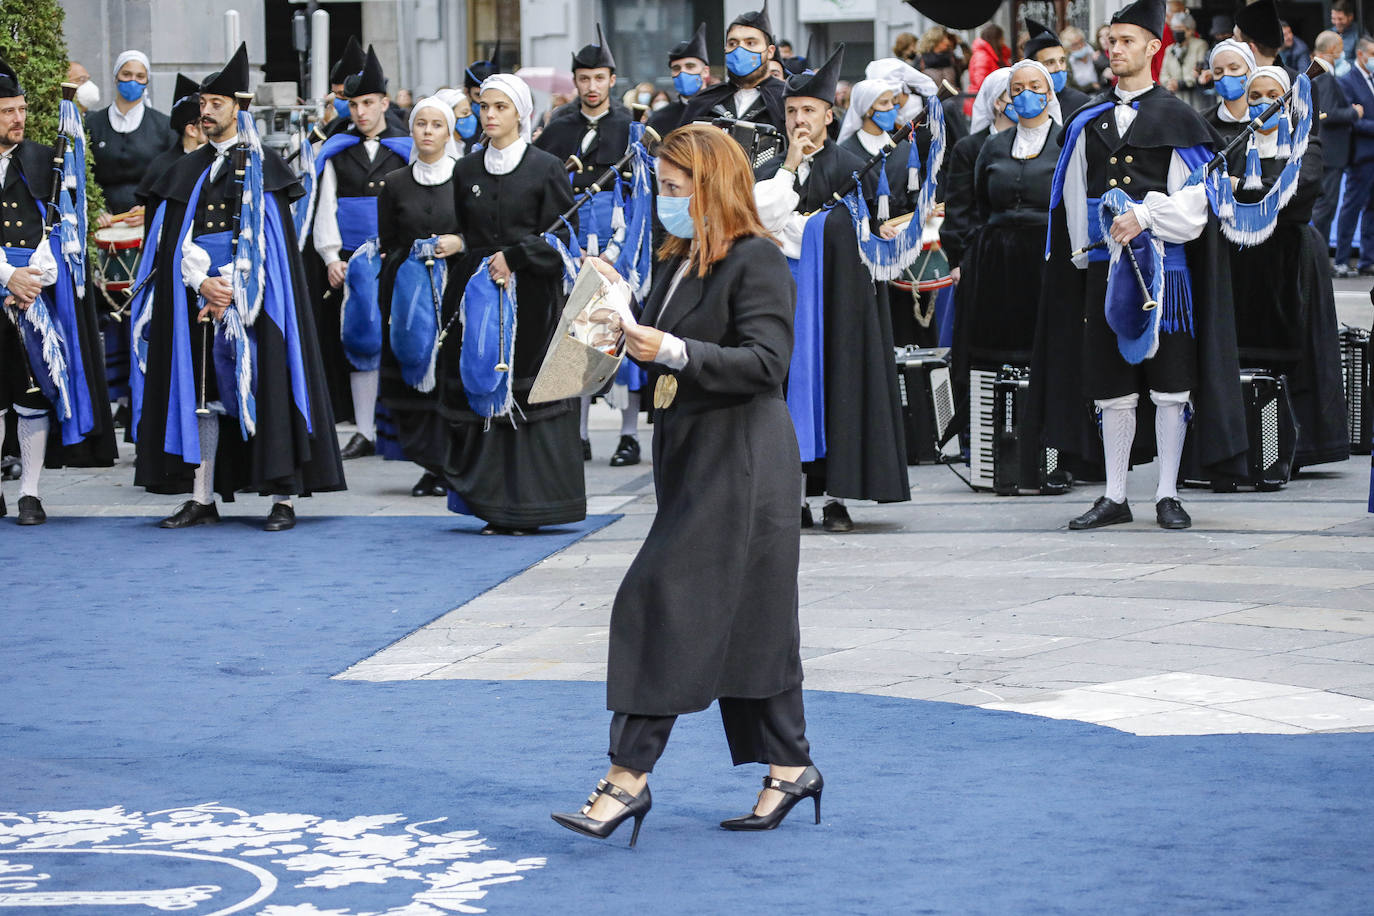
[414,236,446,394]
[131,286,155,373]
[19,301,74,422]
[232,109,267,326]
[220,306,256,438]
[293,125,317,250]
[58,98,87,297]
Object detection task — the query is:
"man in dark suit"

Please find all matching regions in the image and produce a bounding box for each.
[1313,30,1361,269]
[1334,36,1374,276]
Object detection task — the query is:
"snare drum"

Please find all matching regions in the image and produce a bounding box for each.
[886,210,953,293]
[93,224,143,296]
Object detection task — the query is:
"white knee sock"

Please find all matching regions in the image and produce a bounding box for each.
[272,495,293,507]
[350,370,379,442]
[579,395,591,440]
[800,475,809,509]
[18,414,48,498]
[1099,403,1136,505]
[193,415,219,506]
[620,391,640,438]
[1152,392,1190,503]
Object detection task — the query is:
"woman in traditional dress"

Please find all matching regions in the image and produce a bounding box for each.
[552,125,819,846]
[375,97,462,497]
[439,74,585,533]
[1203,39,1256,145]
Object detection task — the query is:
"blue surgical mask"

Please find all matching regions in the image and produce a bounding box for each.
[1002,100,1019,123]
[637,91,652,105]
[1249,102,1283,130]
[333,98,350,119]
[454,113,478,139]
[1050,70,1068,94]
[1216,74,1247,101]
[657,194,695,239]
[871,107,898,131]
[1334,57,1352,78]
[116,79,145,103]
[726,46,763,78]
[673,71,703,97]
[1011,89,1048,120]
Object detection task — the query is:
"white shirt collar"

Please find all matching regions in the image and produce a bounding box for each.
[210,135,237,155]
[1012,119,1053,158]
[856,130,891,157]
[484,137,528,176]
[108,100,146,134]
[1115,83,1153,103]
[1217,103,1247,124]
[412,155,456,186]
[733,86,761,115]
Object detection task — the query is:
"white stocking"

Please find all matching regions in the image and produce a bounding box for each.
[1151,390,1190,502]
[17,413,48,498]
[1096,394,1138,505]
[350,370,379,441]
[193,414,219,506]
[620,391,640,438]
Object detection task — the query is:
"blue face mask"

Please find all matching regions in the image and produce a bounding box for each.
[454,113,478,139]
[1011,89,1048,120]
[334,97,350,119]
[1050,70,1068,94]
[871,107,898,132]
[657,194,695,239]
[116,79,145,103]
[1002,99,1019,123]
[1334,57,1352,78]
[726,46,763,78]
[1249,101,1283,130]
[673,71,703,97]
[1216,74,1247,101]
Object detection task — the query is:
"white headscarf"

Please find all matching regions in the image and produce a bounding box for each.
[1008,59,1064,125]
[1209,38,1257,74]
[969,67,1013,134]
[113,50,151,102]
[408,96,460,162]
[479,73,534,141]
[434,87,466,111]
[837,78,900,144]
[864,58,935,125]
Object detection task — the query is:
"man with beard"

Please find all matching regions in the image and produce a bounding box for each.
[646,23,710,137]
[681,1,786,137]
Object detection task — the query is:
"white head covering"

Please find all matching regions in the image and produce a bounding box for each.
[969,67,1013,134]
[408,96,460,161]
[113,50,151,101]
[1008,58,1064,125]
[434,87,466,112]
[864,58,938,98]
[1248,63,1291,94]
[1209,38,1257,74]
[479,73,534,141]
[837,78,900,144]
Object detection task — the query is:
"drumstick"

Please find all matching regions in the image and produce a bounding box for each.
[105,207,145,223]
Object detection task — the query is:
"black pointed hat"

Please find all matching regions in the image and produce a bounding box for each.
[1234,0,1283,51]
[782,34,816,75]
[465,43,502,90]
[343,45,388,97]
[330,35,366,85]
[784,43,843,103]
[0,53,23,99]
[169,73,201,133]
[669,22,710,66]
[1023,18,1063,58]
[572,23,616,72]
[200,42,250,98]
[730,0,774,45]
[1109,0,1167,39]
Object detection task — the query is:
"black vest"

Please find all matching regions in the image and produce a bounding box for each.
[0,144,52,250]
[191,160,240,240]
[332,140,408,200]
[1084,113,1174,200]
[86,105,173,214]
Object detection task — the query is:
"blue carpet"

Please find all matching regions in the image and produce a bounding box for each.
[2,519,1372,914]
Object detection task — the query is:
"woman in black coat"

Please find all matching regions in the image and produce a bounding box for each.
[552,125,821,847]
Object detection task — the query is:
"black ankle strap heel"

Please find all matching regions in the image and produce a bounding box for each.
[552,779,652,848]
[720,765,824,831]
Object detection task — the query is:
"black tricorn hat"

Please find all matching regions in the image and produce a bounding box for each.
[0,52,23,99]
[200,42,250,98]
[1023,18,1063,58]
[169,73,201,133]
[1109,0,1167,40]
[730,0,774,45]
[330,35,365,85]
[343,45,388,98]
[784,43,843,103]
[572,23,616,72]
[1234,0,1283,50]
[465,43,501,90]
[669,22,710,66]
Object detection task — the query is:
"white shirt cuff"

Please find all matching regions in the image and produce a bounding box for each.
[654,333,689,370]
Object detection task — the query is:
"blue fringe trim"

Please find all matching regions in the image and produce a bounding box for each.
[1162,267,1194,336]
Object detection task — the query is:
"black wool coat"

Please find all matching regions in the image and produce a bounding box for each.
[607,235,803,716]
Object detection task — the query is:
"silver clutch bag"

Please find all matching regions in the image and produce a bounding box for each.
[529,263,630,404]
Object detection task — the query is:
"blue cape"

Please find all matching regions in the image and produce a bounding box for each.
[786,211,830,462]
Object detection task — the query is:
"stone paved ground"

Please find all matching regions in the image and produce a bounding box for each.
[23,285,1374,737]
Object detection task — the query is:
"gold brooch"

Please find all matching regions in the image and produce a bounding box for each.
[653,375,678,409]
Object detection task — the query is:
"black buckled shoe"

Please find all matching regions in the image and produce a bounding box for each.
[721,766,824,831]
[411,472,446,497]
[609,435,641,467]
[264,502,296,532]
[340,432,375,460]
[16,494,44,526]
[582,438,592,461]
[159,500,220,529]
[821,501,853,532]
[1155,497,1192,530]
[801,505,814,529]
[552,780,652,848]
[1068,496,1132,530]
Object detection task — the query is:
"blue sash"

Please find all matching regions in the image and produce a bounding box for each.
[389,236,445,391]
[341,238,382,370]
[575,189,617,253]
[197,230,257,422]
[337,196,378,254]
[785,211,829,462]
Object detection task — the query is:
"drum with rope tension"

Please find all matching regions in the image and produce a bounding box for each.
[884,209,953,294]
[93,223,144,312]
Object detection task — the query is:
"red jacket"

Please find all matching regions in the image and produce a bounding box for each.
[966,37,1012,114]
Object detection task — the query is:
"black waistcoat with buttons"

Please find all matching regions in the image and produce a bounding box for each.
[86,105,174,215]
[532,100,633,193]
[328,126,409,255]
[1079,85,1216,203]
[190,158,240,241]
[0,141,55,251]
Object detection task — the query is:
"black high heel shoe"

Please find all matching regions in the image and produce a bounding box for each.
[720,766,823,831]
[552,779,652,848]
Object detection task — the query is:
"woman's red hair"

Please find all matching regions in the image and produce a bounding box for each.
[655,124,775,276]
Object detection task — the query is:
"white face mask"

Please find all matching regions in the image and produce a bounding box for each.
[75,80,100,108]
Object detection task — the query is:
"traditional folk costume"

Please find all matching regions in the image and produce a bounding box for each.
[309,46,412,458]
[646,23,710,139]
[135,74,203,214]
[0,60,116,524]
[1023,19,1092,120]
[1031,0,1247,531]
[375,98,460,496]
[439,74,585,532]
[132,44,345,530]
[680,3,787,138]
[753,46,911,532]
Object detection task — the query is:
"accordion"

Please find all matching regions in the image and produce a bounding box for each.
[1339,325,1371,455]
[970,365,1068,495]
[704,115,785,170]
[894,346,958,464]
[1208,369,1298,492]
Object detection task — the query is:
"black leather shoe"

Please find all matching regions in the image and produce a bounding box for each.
[264,502,296,531]
[552,780,651,848]
[721,766,824,831]
[609,435,641,467]
[16,495,44,526]
[1068,496,1132,530]
[801,505,814,528]
[821,501,853,532]
[411,472,446,497]
[159,500,219,529]
[480,524,538,536]
[0,491,5,517]
[1155,497,1192,529]
[340,432,375,459]
[582,438,592,461]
